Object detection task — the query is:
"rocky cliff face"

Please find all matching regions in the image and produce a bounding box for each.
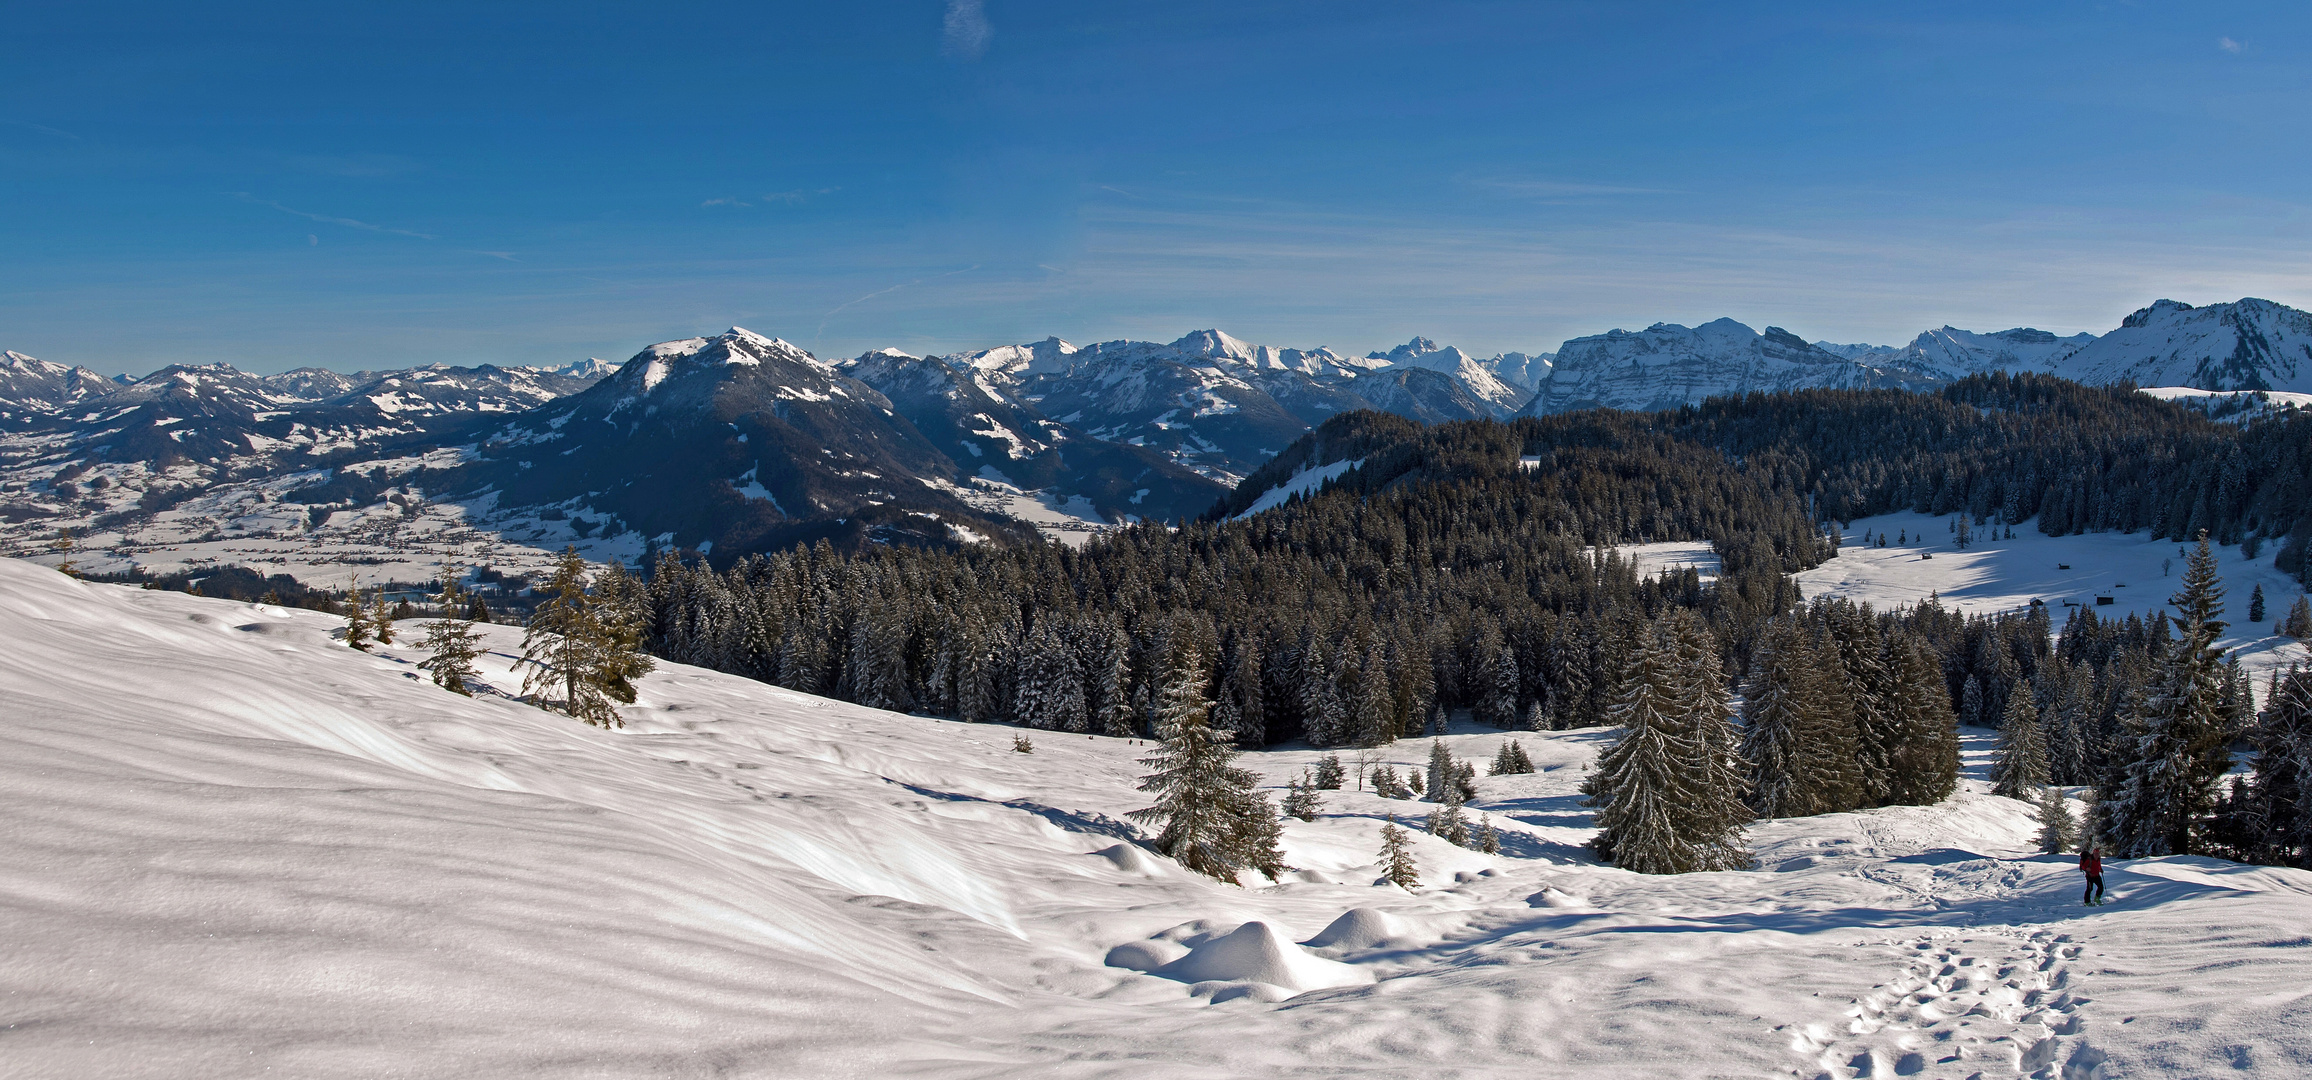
[1522,319,1938,416]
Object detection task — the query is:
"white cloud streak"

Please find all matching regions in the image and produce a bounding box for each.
[941,0,991,60]
[234,193,436,239]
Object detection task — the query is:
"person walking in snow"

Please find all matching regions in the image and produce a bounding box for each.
[2080,846,2104,906]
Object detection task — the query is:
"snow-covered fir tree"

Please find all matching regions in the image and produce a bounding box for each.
[1377,815,1420,889]
[1476,813,1501,854]
[1372,763,1404,799]
[1424,772,1471,848]
[2285,596,2312,639]
[1425,739,1456,803]
[1128,647,1286,884]
[343,582,372,651]
[2099,536,2235,857]
[517,547,653,729]
[1991,680,2050,799]
[2231,667,2312,867]
[1587,610,1752,874]
[2248,584,2266,623]
[1283,769,1323,821]
[1313,753,1345,790]
[1489,740,1534,775]
[417,569,483,697]
[2036,785,2080,854]
[370,589,396,647]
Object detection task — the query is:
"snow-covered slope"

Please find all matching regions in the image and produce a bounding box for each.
[8,555,2311,1078]
[1894,326,2097,380]
[1524,318,1939,416]
[0,349,120,420]
[1798,510,2312,692]
[2054,298,2312,393]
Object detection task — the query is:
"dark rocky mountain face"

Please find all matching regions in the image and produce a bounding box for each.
[445,329,1040,557]
[840,349,1228,526]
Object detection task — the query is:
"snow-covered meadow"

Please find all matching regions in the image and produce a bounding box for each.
[1797,512,2311,700]
[5,555,2311,1078]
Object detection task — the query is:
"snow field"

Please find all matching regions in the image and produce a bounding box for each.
[4,556,2310,1078]
[1799,511,2311,701]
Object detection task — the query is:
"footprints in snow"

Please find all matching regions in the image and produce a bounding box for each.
[1790,930,2108,1080]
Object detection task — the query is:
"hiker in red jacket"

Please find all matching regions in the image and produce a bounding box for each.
[2080,847,2104,906]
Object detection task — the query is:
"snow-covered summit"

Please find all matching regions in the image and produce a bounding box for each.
[1522,317,1937,416]
[1365,337,1527,412]
[0,349,117,416]
[1898,326,2097,380]
[615,328,833,396]
[2054,298,2312,392]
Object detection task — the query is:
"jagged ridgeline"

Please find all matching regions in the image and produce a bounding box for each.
[637,409,1827,746]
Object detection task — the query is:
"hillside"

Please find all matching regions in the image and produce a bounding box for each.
[6,556,2311,1078]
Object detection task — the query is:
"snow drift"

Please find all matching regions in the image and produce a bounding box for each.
[5,556,2312,1078]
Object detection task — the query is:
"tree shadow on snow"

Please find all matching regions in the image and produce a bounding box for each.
[894,781,1146,846]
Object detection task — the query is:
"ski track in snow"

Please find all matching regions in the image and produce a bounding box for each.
[4,556,2311,1078]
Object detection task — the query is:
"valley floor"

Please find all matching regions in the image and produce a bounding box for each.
[4,557,2310,1079]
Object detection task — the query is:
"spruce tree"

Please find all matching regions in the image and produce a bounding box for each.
[1129,647,1284,884]
[2240,668,2312,867]
[1283,770,1324,821]
[2035,786,2080,854]
[1740,622,1859,817]
[1588,618,1692,872]
[1991,681,2050,799]
[1425,739,1456,803]
[1312,753,1345,790]
[1882,636,1962,805]
[1371,763,1402,798]
[417,568,482,696]
[2100,536,2234,856]
[343,582,373,651]
[517,547,649,728]
[1588,612,1753,873]
[2287,596,2312,639]
[1667,610,1754,869]
[2248,584,2266,623]
[371,589,396,646]
[1377,815,1420,889]
[1476,813,1502,854]
[1490,740,1535,775]
[1424,768,1471,847]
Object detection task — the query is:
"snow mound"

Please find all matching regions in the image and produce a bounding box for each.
[1532,887,1591,909]
[1104,940,1190,972]
[1151,921,1374,994]
[1303,908,1411,951]
[1093,842,1167,877]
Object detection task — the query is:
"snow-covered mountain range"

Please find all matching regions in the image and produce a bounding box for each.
[7,295,2311,578]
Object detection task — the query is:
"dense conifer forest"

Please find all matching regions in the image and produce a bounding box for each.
[603,376,2312,875]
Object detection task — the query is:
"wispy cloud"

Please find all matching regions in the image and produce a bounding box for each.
[1,118,80,141]
[2218,36,2243,53]
[469,251,518,261]
[702,197,752,208]
[763,187,839,204]
[233,193,436,239]
[941,0,991,60]
[1466,177,1680,200]
[816,266,979,343]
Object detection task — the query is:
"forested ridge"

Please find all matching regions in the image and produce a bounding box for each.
[597,375,2312,876]
[1662,374,2312,579]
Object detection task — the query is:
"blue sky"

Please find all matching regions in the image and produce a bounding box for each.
[4,1,2309,374]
